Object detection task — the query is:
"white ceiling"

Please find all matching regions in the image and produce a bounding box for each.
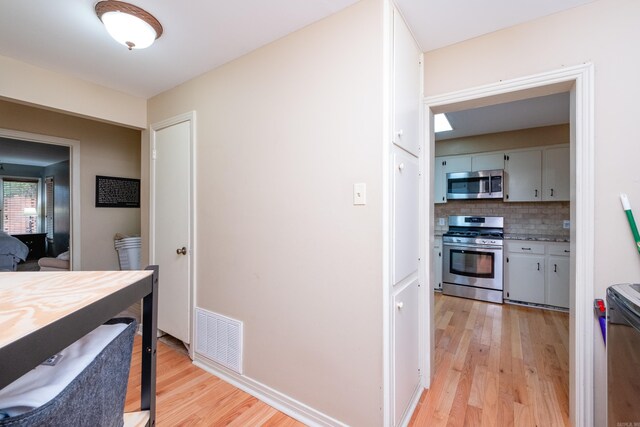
[395,0,597,52]
[436,92,570,141]
[0,0,597,100]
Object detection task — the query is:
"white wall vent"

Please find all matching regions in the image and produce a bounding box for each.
[195,308,243,374]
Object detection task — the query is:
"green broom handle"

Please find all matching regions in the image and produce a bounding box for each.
[621,193,640,254]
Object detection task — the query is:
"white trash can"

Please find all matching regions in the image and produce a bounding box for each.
[114,236,141,270]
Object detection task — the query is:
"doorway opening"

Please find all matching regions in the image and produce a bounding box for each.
[418,64,594,426]
[0,129,80,270]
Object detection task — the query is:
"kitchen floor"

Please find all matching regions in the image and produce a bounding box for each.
[409,293,570,426]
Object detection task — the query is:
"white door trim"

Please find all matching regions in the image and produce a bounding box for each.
[149,111,196,355]
[422,63,594,426]
[0,128,81,270]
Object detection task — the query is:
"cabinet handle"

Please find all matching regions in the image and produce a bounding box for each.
[521,247,532,251]
[442,196,445,201]
[397,302,404,309]
[176,247,187,255]
[564,249,570,253]
[550,188,554,197]
[554,264,557,273]
[537,262,540,271]
[398,162,405,172]
[535,189,538,198]
[397,129,404,137]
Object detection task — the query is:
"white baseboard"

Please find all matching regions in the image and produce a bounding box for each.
[193,354,348,427]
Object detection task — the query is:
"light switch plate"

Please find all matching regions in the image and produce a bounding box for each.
[563,220,570,229]
[438,218,446,226]
[353,183,366,205]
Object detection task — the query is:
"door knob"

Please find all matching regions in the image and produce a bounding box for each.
[176,247,187,255]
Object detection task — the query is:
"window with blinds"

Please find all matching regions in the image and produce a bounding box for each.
[45,177,54,240]
[2,178,39,234]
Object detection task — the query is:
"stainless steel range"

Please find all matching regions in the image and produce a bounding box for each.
[442,216,504,304]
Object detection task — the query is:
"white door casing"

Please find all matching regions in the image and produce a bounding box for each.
[150,112,196,348]
[423,63,594,426]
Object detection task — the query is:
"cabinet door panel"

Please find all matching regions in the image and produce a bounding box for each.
[392,10,421,156]
[472,153,504,171]
[393,151,419,284]
[394,279,420,425]
[433,239,442,290]
[434,158,446,204]
[505,150,541,202]
[543,146,570,201]
[547,256,570,308]
[505,253,545,304]
[445,155,471,173]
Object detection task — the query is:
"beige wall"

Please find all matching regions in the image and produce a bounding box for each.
[424,0,640,424]
[435,124,569,157]
[146,0,384,424]
[0,55,147,129]
[0,100,141,271]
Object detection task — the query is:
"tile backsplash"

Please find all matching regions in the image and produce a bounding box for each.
[434,200,570,237]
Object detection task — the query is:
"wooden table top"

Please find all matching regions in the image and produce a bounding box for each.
[0,271,153,349]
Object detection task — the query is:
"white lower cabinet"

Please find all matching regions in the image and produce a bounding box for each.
[433,238,442,290]
[505,241,570,309]
[393,279,420,426]
[505,252,545,304]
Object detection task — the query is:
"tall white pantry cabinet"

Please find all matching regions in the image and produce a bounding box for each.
[389,7,422,426]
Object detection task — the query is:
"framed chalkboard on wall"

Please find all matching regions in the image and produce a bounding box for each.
[95,175,140,208]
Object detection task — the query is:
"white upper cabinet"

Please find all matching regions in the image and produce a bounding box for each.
[542,146,570,201]
[392,9,421,157]
[471,152,504,171]
[434,155,471,204]
[505,149,542,202]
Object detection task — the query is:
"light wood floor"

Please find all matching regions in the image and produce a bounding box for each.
[125,337,305,426]
[409,293,570,426]
[125,294,569,426]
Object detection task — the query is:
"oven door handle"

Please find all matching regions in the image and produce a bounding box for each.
[443,243,503,251]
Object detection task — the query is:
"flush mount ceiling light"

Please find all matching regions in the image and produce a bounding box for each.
[95,1,163,50]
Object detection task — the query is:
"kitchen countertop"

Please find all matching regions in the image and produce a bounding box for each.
[504,234,570,243]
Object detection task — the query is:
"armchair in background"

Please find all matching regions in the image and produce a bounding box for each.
[38,251,70,271]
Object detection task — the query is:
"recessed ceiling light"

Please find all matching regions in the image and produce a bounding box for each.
[434,113,453,133]
[95,1,163,50]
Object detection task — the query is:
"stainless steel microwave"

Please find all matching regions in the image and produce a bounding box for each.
[446,169,504,200]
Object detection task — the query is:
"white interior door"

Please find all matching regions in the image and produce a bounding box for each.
[152,117,193,344]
